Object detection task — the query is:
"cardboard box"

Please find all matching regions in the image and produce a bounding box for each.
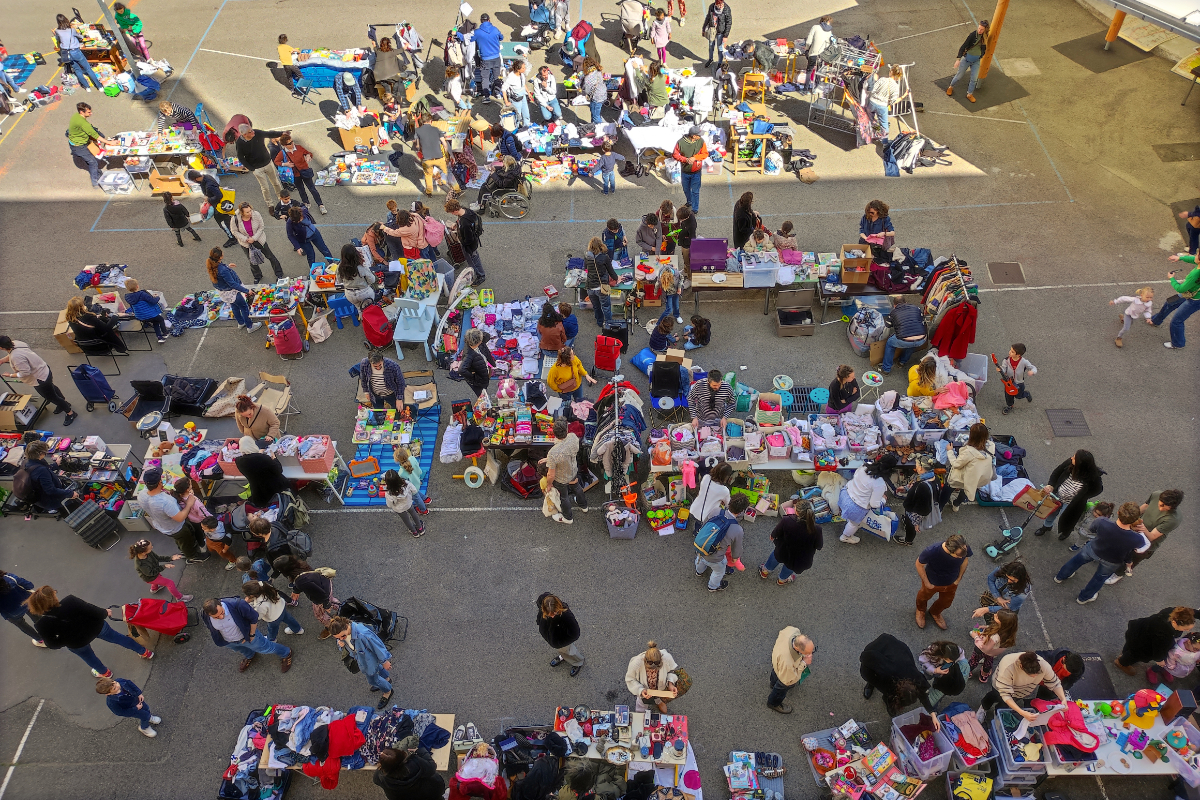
[776,288,815,336]
[55,310,83,354]
[840,244,872,283]
[0,393,33,431]
[662,349,692,367]
[339,125,380,150]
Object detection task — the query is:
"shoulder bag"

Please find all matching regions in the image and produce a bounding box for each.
[672,666,692,697]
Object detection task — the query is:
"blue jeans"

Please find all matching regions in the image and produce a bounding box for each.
[665,294,681,319]
[298,231,334,264]
[480,58,502,96]
[1055,541,1122,602]
[229,292,252,328]
[466,249,485,280]
[420,245,439,262]
[68,622,147,673]
[763,552,795,580]
[951,55,981,94]
[680,170,702,213]
[1151,294,1200,348]
[589,100,604,123]
[294,168,323,207]
[868,99,889,138]
[111,702,154,729]
[987,567,1026,614]
[589,289,612,326]
[224,630,291,660]
[707,37,725,68]
[66,49,103,89]
[0,70,17,92]
[539,97,563,121]
[683,340,705,351]
[510,97,531,127]
[70,143,103,186]
[1038,502,1064,532]
[267,608,303,640]
[1005,381,1030,408]
[559,387,585,402]
[366,664,392,693]
[601,170,616,193]
[881,335,926,372]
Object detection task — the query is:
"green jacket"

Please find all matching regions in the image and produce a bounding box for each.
[68,113,101,146]
[646,74,670,108]
[115,8,142,34]
[1170,255,1199,296]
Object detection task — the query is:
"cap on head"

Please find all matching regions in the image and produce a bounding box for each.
[143,468,163,489]
[480,12,490,21]
[689,125,701,136]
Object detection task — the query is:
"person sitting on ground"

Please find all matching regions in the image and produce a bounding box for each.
[682,315,710,350]
[827,365,860,413]
[772,221,797,251]
[64,296,128,354]
[338,244,378,310]
[648,316,676,352]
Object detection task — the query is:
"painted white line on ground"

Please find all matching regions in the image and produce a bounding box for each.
[0,699,44,800]
[923,110,1029,124]
[186,326,209,374]
[1026,586,1054,649]
[977,279,1171,294]
[270,118,333,130]
[1096,777,1110,799]
[310,506,542,514]
[0,311,59,316]
[876,22,971,45]
[199,48,273,62]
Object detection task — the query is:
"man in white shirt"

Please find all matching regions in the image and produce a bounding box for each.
[137,468,209,563]
[532,66,563,122]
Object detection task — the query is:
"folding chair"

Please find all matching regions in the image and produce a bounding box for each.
[402,369,439,414]
[648,361,689,425]
[247,372,299,433]
[294,78,319,106]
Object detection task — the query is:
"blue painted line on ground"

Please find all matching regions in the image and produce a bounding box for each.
[89,197,113,233]
[1014,102,1074,203]
[89,199,1069,233]
[167,0,231,102]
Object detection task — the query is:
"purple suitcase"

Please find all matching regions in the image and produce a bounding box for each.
[690,237,729,272]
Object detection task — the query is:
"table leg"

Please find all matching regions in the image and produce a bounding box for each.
[763,287,772,315]
[693,291,700,315]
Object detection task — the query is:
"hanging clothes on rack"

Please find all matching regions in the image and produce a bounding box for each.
[929,301,977,358]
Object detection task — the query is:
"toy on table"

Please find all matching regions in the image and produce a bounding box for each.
[1123,689,1164,730]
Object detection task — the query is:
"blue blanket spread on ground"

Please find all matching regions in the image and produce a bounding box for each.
[343,403,439,506]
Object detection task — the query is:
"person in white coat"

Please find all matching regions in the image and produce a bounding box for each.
[838,453,899,543]
[805,15,834,75]
[688,462,732,529]
[625,640,679,712]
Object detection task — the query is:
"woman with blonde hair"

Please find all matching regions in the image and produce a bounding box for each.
[64,296,127,353]
[391,445,430,514]
[906,359,940,398]
[536,593,584,676]
[626,640,681,712]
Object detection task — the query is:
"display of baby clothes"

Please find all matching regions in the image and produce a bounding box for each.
[980,477,1034,503]
[361,707,416,764]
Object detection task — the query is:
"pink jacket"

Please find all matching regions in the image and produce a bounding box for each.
[383,214,427,250]
[650,18,672,48]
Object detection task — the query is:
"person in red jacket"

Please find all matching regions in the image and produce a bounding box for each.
[274,133,325,214]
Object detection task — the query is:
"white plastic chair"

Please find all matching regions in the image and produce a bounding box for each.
[391,297,437,361]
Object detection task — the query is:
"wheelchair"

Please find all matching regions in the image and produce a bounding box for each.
[473,163,533,220]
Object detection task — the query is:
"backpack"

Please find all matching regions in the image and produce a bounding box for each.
[570,20,594,42]
[422,215,445,247]
[818,37,841,64]
[11,466,40,503]
[693,510,735,556]
[471,211,484,239]
[286,529,313,558]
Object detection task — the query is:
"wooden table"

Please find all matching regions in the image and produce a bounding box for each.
[815,280,890,322]
[727,132,773,175]
[263,712,455,772]
[689,272,775,315]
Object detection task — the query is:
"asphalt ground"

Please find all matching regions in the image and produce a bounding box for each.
[0,0,1197,798]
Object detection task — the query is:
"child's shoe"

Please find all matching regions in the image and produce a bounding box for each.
[1114,337,1123,348]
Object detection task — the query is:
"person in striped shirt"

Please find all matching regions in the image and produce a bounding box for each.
[687,369,734,431]
[154,101,199,135]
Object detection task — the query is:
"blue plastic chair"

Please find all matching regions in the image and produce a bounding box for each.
[329,294,360,329]
[294,78,319,106]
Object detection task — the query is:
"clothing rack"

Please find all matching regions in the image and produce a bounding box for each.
[806,39,882,145]
[889,62,920,138]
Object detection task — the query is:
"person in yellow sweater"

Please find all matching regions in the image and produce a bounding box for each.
[907,360,943,398]
[546,346,596,401]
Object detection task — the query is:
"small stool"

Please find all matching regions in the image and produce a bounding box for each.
[467,117,495,154]
[328,294,360,329]
[741,72,767,104]
[808,387,830,408]
[860,371,884,403]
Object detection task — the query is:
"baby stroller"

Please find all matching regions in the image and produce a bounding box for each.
[113,597,200,645]
[614,0,649,53]
[526,0,557,50]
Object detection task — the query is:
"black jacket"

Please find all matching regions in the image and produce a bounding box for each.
[458,209,483,253]
[770,517,823,574]
[702,2,732,38]
[34,595,107,650]
[25,458,75,509]
[677,214,697,248]
[197,174,223,207]
[733,205,758,249]
[585,251,618,290]
[888,303,926,340]
[163,202,190,230]
[956,31,987,59]
[233,452,291,507]
[859,633,934,712]
[373,750,446,800]
[461,348,492,396]
[234,129,286,171]
[536,593,581,648]
[1045,458,1104,536]
[827,378,860,411]
[1120,607,1200,665]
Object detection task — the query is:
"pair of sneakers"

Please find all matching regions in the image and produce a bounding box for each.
[140,715,164,737]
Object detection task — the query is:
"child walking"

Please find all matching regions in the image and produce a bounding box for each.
[598,142,626,195]
[391,446,430,515]
[657,259,682,324]
[1110,287,1154,348]
[999,343,1036,416]
[200,516,239,569]
[1068,501,1114,552]
[383,469,425,537]
[129,539,192,602]
[98,676,162,738]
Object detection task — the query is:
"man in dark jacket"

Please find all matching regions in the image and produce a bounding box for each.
[358,351,406,409]
[880,299,927,374]
[446,197,486,285]
[1053,501,1149,604]
[536,592,584,676]
[701,0,733,69]
[202,596,293,673]
[374,748,446,800]
[235,124,289,206]
[21,440,78,513]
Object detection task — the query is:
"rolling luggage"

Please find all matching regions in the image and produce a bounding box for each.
[70,364,119,412]
[63,500,121,550]
[602,319,629,353]
[269,314,306,359]
[361,303,396,349]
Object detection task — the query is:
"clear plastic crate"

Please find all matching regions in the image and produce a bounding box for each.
[890,709,953,779]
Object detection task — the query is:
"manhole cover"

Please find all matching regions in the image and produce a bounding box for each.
[988,262,1025,284]
[1046,409,1091,437]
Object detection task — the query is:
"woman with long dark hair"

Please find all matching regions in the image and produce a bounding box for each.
[682,314,709,350]
[758,505,823,585]
[732,191,760,249]
[337,243,378,309]
[983,560,1031,614]
[967,609,1018,682]
[859,633,940,723]
[537,302,566,368]
[535,593,584,676]
[374,747,446,800]
[918,640,968,701]
[826,364,859,413]
[206,248,261,333]
[1037,449,1104,539]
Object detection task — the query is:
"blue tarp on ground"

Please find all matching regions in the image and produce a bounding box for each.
[342,404,439,506]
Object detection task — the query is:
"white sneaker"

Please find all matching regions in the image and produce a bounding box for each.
[86,87,92,92]
[18,88,26,93]
[675,316,684,324]
[179,594,194,602]
[246,322,263,333]
[139,726,158,738]
[32,638,46,647]
[1104,574,1122,585]
[679,17,686,26]
[225,561,237,570]
[283,627,304,635]
[149,715,161,724]
[1165,342,1181,349]
[840,534,860,544]
[319,205,328,215]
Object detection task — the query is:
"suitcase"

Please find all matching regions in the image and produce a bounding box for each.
[504,461,543,499]
[64,500,121,550]
[594,335,622,372]
[602,320,629,353]
[690,237,729,273]
[70,364,119,412]
[269,316,306,358]
[218,709,293,800]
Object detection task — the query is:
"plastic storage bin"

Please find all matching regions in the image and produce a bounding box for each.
[742,260,779,288]
[216,438,243,477]
[958,353,988,391]
[891,709,953,779]
[874,407,917,446]
[604,501,638,539]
